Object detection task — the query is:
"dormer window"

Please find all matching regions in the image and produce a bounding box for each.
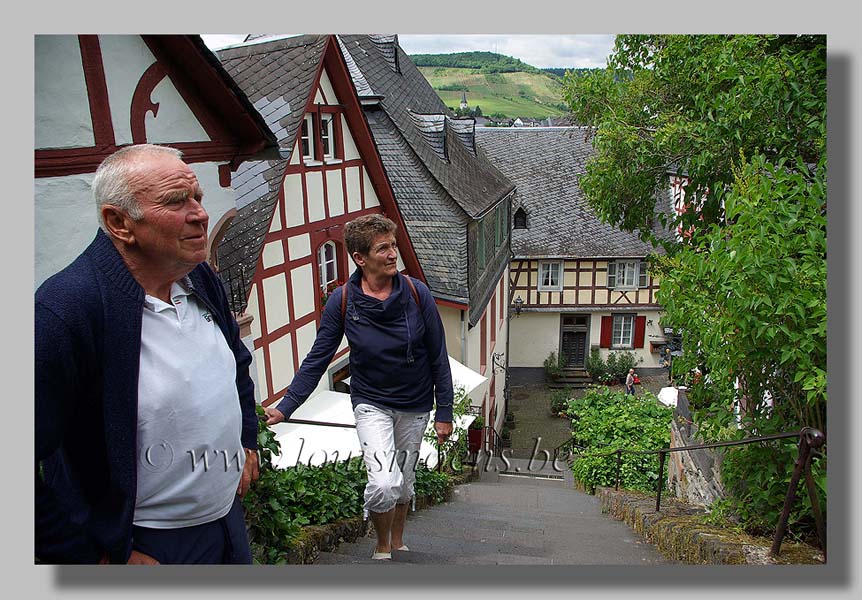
[514,207,527,229]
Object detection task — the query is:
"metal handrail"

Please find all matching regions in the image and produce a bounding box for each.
[555,427,826,559]
[484,425,503,457]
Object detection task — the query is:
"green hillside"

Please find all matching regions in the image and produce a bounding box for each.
[418,66,569,119]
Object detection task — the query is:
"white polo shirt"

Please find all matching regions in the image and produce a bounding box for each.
[134,278,245,528]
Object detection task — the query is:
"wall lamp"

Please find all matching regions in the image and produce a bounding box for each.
[512,295,524,317]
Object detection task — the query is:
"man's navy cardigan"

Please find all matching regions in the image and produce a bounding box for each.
[35,231,257,564]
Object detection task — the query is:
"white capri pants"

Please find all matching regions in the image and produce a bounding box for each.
[353,404,430,514]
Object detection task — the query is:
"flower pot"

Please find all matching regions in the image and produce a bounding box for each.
[467,428,483,453]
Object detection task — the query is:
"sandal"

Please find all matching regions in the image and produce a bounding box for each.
[371,551,392,560]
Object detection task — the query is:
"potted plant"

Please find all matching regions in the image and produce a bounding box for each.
[467,416,484,453]
[501,426,512,448]
[505,411,515,424]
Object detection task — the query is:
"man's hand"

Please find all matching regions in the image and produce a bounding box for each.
[434,421,453,444]
[264,406,285,425]
[237,448,260,498]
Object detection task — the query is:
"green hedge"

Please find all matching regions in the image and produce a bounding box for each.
[565,387,673,493]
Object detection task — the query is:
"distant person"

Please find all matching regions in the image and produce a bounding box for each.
[35,144,259,564]
[264,214,453,561]
[626,369,637,395]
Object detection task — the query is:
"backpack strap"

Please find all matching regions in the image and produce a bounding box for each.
[340,273,420,321]
[402,273,420,307]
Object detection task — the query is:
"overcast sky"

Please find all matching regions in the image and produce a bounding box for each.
[200,34,616,69]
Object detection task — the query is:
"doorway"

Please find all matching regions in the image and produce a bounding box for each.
[560,315,589,368]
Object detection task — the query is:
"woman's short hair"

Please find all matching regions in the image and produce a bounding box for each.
[343,214,397,257]
[92,144,184,231]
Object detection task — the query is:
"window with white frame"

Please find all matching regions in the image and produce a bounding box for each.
[612,314,635,348]
[320,114,334,159]
[538,261,563,292]
[301,114,315,160]
[318,241,338,291]
[607,260,648,289]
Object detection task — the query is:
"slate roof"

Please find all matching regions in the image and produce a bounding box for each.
[213,35,328,301]
[475,127,669,259]
[337,34,514,303]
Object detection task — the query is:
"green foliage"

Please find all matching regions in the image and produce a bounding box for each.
[423,385,473,471]
[711,416,827,544]
[565,387,673,494]
[438,83,468,91]
[413,464,452,504]
[587,349,642,384]
[543,67,599,79]
[562,34,826,242]
[562,34,827,539]
[411,51,544,74]
[550,387,574,414]
[543,351,563,380]
[586,347,606,381]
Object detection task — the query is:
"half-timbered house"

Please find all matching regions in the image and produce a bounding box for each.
[214,35,515,434]
[476,126,673,383]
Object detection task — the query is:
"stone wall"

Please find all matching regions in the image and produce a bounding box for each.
[666,390,726,507]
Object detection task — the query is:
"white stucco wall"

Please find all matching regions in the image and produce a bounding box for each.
[35,35,93,150]
[509,312,561,368]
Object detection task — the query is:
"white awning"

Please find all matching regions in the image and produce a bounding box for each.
[269,355,485,469]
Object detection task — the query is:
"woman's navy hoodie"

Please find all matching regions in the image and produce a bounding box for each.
[275,269,454,422]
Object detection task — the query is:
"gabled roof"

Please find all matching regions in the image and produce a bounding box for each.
[213,35,329,295]
[336,34,514,303]
[476,127,669,258]
[337,34,513,219]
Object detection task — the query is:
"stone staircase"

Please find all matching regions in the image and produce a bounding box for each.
[313,458,674,565]
[548,368,593,389]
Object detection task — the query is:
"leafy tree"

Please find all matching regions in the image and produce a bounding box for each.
[562,35,827,541]
[562,35,825,241]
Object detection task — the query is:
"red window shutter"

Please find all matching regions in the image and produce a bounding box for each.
[600,316,613,348]
[634,316,647,348]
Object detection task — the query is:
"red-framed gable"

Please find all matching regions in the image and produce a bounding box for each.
[294,35,427,286]
[35,35,277,178]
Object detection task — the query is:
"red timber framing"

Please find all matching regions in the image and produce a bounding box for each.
[252,35,429,406]
[35,35,275,178]
[509,258,659,310]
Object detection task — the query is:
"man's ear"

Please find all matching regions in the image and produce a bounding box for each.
[101,205,136,246]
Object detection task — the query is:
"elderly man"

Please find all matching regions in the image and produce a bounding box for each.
[35,144,259,564]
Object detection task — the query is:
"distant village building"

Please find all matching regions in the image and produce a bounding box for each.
[476,126,675,384]
[460,90,468,109]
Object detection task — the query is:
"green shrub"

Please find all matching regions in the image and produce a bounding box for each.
[543,351,563,381]
[566,387,673,494]
[710,416,826,545]
[587,347,606,382]
[550,387,574,414]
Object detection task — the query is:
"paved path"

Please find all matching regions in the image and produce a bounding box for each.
[506,384,572,459]
[314,458,674,565]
